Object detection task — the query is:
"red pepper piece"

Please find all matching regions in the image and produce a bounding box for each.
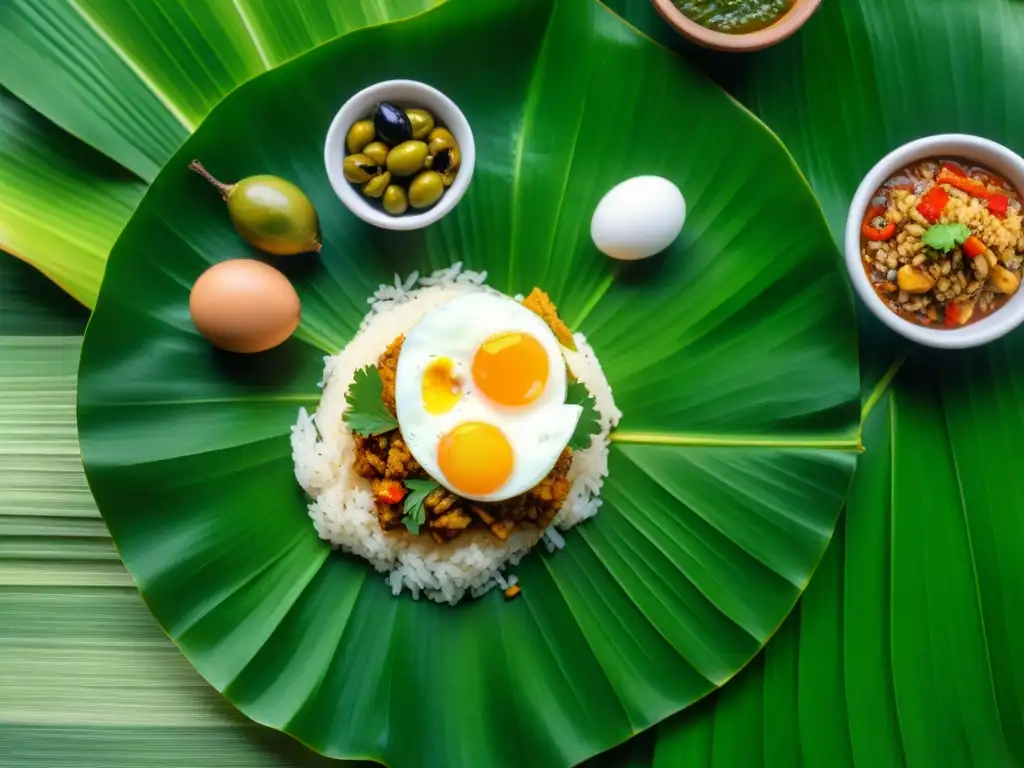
[374,480,407,505]
[916,186,949,223]
[940,161,967,177]
[975,170,1008,190]
[937,171,993,200]
[963,235,987,259]
[944,302,959,328]
[861,204,896,241]
[987,194,1009,217]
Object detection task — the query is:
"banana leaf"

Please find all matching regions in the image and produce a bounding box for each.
[592,0,1024,763]
[75,0,859,765]
[0,0,438,300]
[0,0,439,180]
[0,87,143,307]
[8,0,1024,764]
[650,352,1024,767]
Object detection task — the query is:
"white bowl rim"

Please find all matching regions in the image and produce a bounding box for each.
[323,79,475,232]
[844,133,1024,349]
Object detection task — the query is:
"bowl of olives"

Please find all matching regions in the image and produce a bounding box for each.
[324,80,475,231]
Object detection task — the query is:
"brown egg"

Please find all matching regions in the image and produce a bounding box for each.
[188,259,300,353]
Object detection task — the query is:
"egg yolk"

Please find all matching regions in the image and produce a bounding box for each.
[472,332,549,406]
[437,422,514,497]
[422,358,461,415]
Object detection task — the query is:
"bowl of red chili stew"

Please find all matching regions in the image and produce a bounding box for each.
[845,134,1024,349]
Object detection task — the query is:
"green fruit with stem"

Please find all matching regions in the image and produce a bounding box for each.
[189,160,321,255]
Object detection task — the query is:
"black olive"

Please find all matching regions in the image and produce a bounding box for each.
[373,101,412,145]
[432,148,453,174]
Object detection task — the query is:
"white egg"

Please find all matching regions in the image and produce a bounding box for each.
[395,292,582,502]
[590,175,685,261]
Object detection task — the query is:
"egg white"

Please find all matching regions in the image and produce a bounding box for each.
[394,292,581,502]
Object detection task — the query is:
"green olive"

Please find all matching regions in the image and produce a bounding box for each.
[383,185,409,216]
[363,141,390,166]
[406,109,436,141]
[427,127,457,156]
[362,171,391,199]
[343,154,379,184]
[408,171,444,209]
[346,120,376,154]
[386,140,429,177]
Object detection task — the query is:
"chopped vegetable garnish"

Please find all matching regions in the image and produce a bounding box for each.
[976,169,1008,189]
[988,194,1010,217]
[936,170,994,200]
[861,204,896,241]
[375,479,406,505]
[401,478,440,535]
[504,585,521,600]
[916,186,949,223]
[944,301,959,328]
[343,365,399,436]
[566,382,601,450]
[921,222,971,253]
[962,234,988,259]
[940,161,967,178]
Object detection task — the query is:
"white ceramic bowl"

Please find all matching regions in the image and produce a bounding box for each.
[324,80,475,231]
[845,134,1024,349]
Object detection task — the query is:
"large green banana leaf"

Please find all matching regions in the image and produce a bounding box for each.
[0,87,143,307]
[595,0,1024,763]
[650,352,1024,767]
[0,0,438,300]
[0,0,439,180]
[0,323,642,767]
[7,0,1024,764]
[75,0,859,764]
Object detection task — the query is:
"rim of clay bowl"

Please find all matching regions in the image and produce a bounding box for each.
[649,0,822,53]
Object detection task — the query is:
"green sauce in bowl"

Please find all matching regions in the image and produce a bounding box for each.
[674,0,794,33]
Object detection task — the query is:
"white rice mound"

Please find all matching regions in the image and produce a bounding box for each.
[290,263,621,605]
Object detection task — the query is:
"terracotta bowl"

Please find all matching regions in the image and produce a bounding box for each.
[650,0,822,52]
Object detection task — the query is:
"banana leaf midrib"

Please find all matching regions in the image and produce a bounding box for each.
[610,432,861,450]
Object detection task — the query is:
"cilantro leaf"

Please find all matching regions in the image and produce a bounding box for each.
[343,365,398,436]
[566,381,601,451]
[401,478,439,535]
[922,222,972,253]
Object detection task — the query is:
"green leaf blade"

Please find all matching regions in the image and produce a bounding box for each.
[566,381,601,450]
[343,365,398,436]
[75,0,859,764]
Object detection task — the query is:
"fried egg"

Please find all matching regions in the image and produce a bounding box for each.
[394,292,581,502]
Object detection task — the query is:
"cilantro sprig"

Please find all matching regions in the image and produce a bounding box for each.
[401,478,439,535]
[922,222,971,253]
[343,365,398,436]
[566,382,601,450]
